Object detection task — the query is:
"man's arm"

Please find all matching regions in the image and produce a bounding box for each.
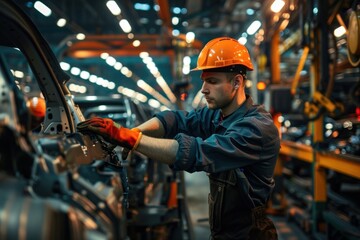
[131,117,177,165]
[77,116,178,165]
[136,135,178,165]
[136,117,165,137]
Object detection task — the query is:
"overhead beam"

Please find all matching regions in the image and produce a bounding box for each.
[62,34,202,59]
[155,0,172,33]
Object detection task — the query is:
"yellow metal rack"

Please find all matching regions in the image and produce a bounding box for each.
[279,140,360,235]
[280,140,360,180]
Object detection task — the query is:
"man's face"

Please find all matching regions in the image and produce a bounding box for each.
[200,72,237,110]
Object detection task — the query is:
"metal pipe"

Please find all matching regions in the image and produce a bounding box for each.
[291,46,310,95]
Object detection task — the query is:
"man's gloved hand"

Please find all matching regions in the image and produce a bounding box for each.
[121,128,141,160]
[77,117,142,150]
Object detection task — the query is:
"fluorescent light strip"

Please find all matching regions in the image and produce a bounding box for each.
[60,62,116,90]
[139,52,177,103]
[119,19,132,33]
[34,1,52,17]
[271,0,285,13]
[106,0,121,15]
[192,90,205,109]
[247,20,261,35]
[103,55,173,108]
[156,77,176,102]
[137,80,172,106]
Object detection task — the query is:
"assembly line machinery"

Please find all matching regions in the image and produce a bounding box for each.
[0,1,193,239]
[261,0,360,239]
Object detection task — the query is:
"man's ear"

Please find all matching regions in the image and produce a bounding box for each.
[234,74,242,89]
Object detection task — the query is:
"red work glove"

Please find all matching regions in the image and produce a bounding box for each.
[121,128,141,159]
[77,117,142,150]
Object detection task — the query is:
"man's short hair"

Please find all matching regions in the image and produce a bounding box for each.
[203,65,246,73]
[203,65,247,80]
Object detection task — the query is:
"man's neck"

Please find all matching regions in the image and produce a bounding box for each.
[221,93,246,117]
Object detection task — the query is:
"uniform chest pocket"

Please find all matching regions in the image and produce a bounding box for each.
[208,180,225,233]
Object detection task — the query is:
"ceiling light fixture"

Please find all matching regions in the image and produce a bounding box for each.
[105,56,116,66]
[106,0,121,15]
[70,67,81,76]
[246,9,255,15]
[185,32,195,43]
[108,82,116,90]
[80,71,90,80]
[57,18,67,27]
[132,40,141,47]
[148,99,161,108]
[114,62,123,70]
[60,62,70,71]
[271,0,285,13]
[62,61,116,92]
[13,70,24,78]
[76,33,86,40]
[139,52,177,103]
[119,19,132,33]
[139,52,149,58]
[69,83,87,94]
[137,80,172,106]
[191,90,204,109]
[173,7,181,14]
[238,37,247,45]
[156,77,177,103]
[246,20,262,35]
[100,52,109,59]
[134,3,150,11]
[89,75,97,83]
[182,56,191,75]
[172,17,179,25]
[334,26,346,37]
[34,1,52,17]
[134,93,147,103]
[101,52,173,108]
[172,29,180,36]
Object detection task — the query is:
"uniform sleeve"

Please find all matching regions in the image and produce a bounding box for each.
[172,118,279,173]
[155,109,214,139]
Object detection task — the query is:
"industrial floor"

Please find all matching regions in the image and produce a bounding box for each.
[184,172,311,240]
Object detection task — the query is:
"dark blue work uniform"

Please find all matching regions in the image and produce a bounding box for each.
[155,95,280,239]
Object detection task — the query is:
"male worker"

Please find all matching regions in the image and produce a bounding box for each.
[77,37,279,239]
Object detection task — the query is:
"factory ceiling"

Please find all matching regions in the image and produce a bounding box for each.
[9,0,358,110]
[8,0,266,109]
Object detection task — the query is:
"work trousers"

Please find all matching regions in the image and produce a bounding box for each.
[208,170,278,240]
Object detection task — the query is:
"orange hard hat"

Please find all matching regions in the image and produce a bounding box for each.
[191,37,254,71]
[27,97,46,118]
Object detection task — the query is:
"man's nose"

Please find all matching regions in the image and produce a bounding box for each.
[201,83,209,94]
